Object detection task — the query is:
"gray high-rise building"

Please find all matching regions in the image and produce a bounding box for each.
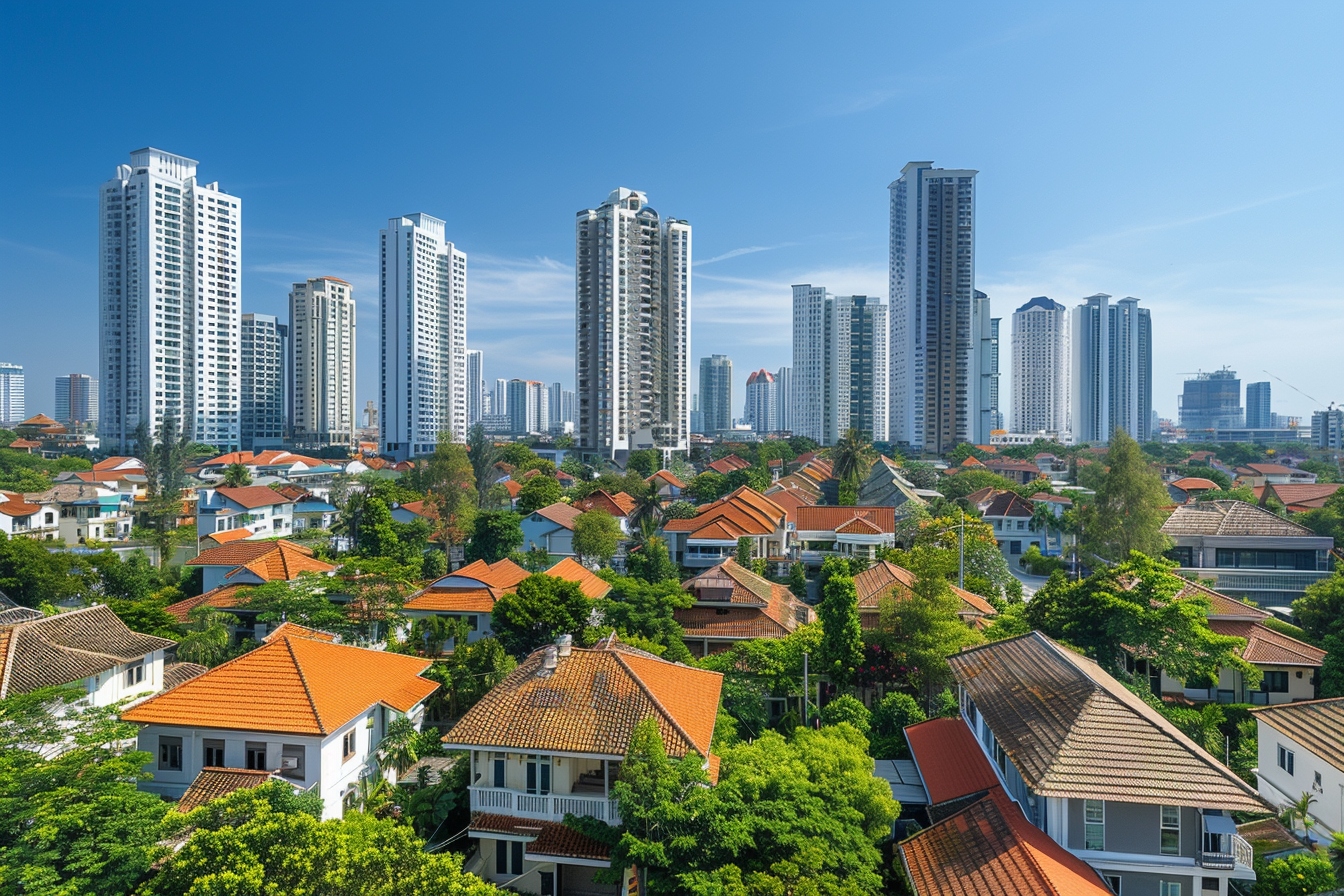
[466,350,484,428]
[1010,297,1070,436]
[1071,293,1153,444]
[575,188,690,459]
[507,379,548,435]
[546,382,575,430]
[289,277,356,450]
[1246,382,1272,430]
[889,161,980,453]
[1179,369,1243,434]
[0,363,24,425]
[698,355,733,435]
[792,285,888,445]
[774,366,792,434]
[974,291,1001,440]
[55,374,99,427]
[744,369,777,433]
[1313,408,1344,450]
[240,313,288,451]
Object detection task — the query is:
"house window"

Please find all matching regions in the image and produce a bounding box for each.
[1315,771,1323,792]
[526,755,551,795]
[1201,879,1220,892]
[343,730,357,761]
[245,741,268,771]
[280,746,304,780]
[492,755,506,788]
[1084,800,1105,850]
[203,739,225,767]
[1160,805,1180,855]
[1104,876,1122,895]
[1278,744,1295,775]
[159,735,183,771]
[1010,540,1022,555]
[540,870,555,896]
[1159,883,1182,896]
[496,839,523,875]
[1262,671,1289,693]
[125,661,145,687]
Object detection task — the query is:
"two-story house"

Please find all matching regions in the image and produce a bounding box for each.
[646,470,685,501]
[1253,697,1344,839]
[0,604,179,707]
[196,485,295,541]
[793,505,898,567]
[121,627,438,819]
[661,487,790,569]
[0,490,59,539]
[520,502,583,559]
[904,632,1270,896]
[29,483,132,543]
[442,634,723,895]
[676,558,813,657]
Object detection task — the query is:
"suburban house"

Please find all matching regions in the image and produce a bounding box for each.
[1235,464,1318,488]
[1252,698,1344,838]
[55,463,149,508]
[292,497,339,531]
[0,490,59,539]
[852,560,997,631]
[1162,501,1335,605]
[29,482,132,543]
[705,453,751,475]
[770,455,836,505]
[571,490,636,532]
[661,487,790,569]
[910,632,1270,896]
[520,502,583,559]
[442,634,723,895]
[793,505,898,566]
[676,558,813,657]
[198,449,328,480]
[1168,477,1220,504]
[390,499,437,526]
[0,605,180,707]
[1256,482,1343,514]
[122,628,439,820]
[196,485,296,541]
[981,456,1045,485]
[856,455,936,508]
[646,469,685,500]
[402,558,531,646]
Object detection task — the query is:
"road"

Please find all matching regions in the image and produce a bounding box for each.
[1009,566,1051,600]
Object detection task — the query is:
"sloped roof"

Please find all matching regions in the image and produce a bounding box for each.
[983,491,1035,519]
[0,492,43,517]
[122,635,437,736]
[947,632,1270,811]
[1175,577,1270,620]
[1264,482,1343,511]
[706,454,751,475]
[1208,619,1326,666]
[162,662,209,690]
[443,636,722,761]
[683,557,773,605]
[677,559,812,640]
[661,487,786,539]
[0,605,176,698]
[901,787,1114,896]
[905,717,1002,805]
[456,557,530,590]
[200,528,254,547]
[852,560,996,618]
[573,489,635,517]
[1246,463,1299,476]
[189,538,314,567]
[222,544,335,583]
[545,557,612,599]
[264,621,338,643]
[93,456,145,471]
[761,486,813,523]
[212,486,295,509]
[1170,476,1219,491]
[404,558,530,613]
[531,501,583,530]
[403,588,497,614]
[836,516,885,535]
[1162,500,1316,538]
[647,470,685,489]
[396,499,437,521]
[796,505,896,533]
[469,814,613,863]
[164,585,252,622]
[1253,698,1344,772]
[176,768,276,812]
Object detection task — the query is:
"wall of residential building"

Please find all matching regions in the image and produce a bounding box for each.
[520,516,574,558]
[196,494,293,540]
[1159,664,1316,706]
[87,648,166,707]
[1065,799,1199,858]
[1256,723,1344,837]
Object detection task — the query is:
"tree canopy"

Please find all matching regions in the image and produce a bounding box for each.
[816,558,864,688]
[1076,429,1171,564]
[573,509,621,567]
[466,510,524,563]
[490,573,593,657]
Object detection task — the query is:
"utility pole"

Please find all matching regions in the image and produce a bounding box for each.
[801,651,809,727]
[958,507,965,590]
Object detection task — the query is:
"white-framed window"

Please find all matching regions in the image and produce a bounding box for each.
[1103,875,1121,895]
[158,735,183,771]
[125,661,145,687]
[1159,882,1181,896]
[1084,800,1105,850]
[1278,744,1295,775]
[342,730,357,760]
[1160,805,1181,855]
[203,739,225,767]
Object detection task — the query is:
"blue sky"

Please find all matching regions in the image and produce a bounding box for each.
[2,2,1341,425]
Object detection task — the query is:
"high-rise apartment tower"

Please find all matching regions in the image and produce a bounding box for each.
[466,350,484,428]
[744,369,777,433]
[699,355,733,435]
[240,313,288,451]
[55,374,99,427]
[1246,382,1272,430]
[290,277,356,449]
[791,285,888,445]
[0,363,25,425]
[1010,296,1070,437]
[1071,293,1152,444]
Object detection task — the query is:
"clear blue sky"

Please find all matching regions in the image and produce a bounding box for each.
[2,2,1341,425]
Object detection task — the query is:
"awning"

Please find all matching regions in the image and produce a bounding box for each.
[1203,814,1238,835]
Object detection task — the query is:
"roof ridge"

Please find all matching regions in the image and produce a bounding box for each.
[281,635,327,734]
[611,651,705,757]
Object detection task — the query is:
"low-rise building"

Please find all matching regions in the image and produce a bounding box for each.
[856,455,936,508]
[676,559,813,657]
[661,487,790,569]
[646,470,685,500]
[520,502,583,559]
[196,485,296,541]
[28,483,132,543]
[0,490,59,539]
[1257,482,1343,514]
[794,505,897,567]
[403,558,531,647]
[1253,698,1344,838]
[1234,464,1318,488]
[852,560,996,630]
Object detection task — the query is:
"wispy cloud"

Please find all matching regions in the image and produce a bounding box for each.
[695,244,792,267]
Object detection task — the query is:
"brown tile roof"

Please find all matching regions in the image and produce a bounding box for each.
[164,585,251,622]
[947,632,1270,811]
[443,637,722,761]
[983,492,1035,519]
[573,489,635,517]
[647,470,685,489]
[223,545,336,584]
[1246,463,1299,476]
[545,557,612,599]
[677,559,811,641]
[706,454,751,475]
[900,787,1114,896]
[213,485,295,510]
[1208,619,1326,666]
[93,456,144,471]
[1171,476,1219,491]
[122,635,437,736]
[200,528,253,547]
[1175,577,1270,620]
[530,501,583,530]
[0,605,176,698]
[661,487,786,539]
[852,561,996,619]
[675,605,798,641]
[189,538,309,566]
[905,717,1001,805]
[177,768,275,812]
[1252,698,1344,772]
[0,492,43,517]
[264,622,338,643]
[162,662,209,690]
[761,486,813,523]
[795,505,897,533]
[1162,500,1316,537]
[1263,482,1344,511]
[469,814,612,863]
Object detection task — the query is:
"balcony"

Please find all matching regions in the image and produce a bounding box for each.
[468,786,621,824]
[1200,815,1252,870]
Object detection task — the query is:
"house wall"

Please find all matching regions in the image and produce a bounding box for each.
[520,517,575,558]
[196,497,294,540]
[469,749,610,796]
[1256,721,1344,836]
[1088,870,1200,896]
[1065,799,1199,857]
[87,649,166,707]
[1160,664,1316,705]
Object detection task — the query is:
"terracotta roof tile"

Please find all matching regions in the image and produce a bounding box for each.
[796,505,896,533]
[189,539,314,568]
[1171,476,1219,491]
[122,636,437,736]
[0,605,176,698]
[706,454,751,475]
[661,487,786,538]
[0,493,43,517]
[531,502,583,530]
[1208,618,1325,666]
[164,585,251,622]
[573,490,634,517]
[1161,501,1316,537]
[545,557,612,599]
[264,622,338,643]
[1263,482,1343,510]
[404,588,498,614]
[469,814,613,862]
[200,528,253,547]
[647,470,685,489]
[211,485,294,510]
[177,768,276,812]
[852,560,996,619]
[223,544,336,582]
[1253,698,1344,772]
[905,717,1001,804]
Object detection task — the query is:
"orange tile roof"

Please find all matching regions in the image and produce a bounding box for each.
[93,456,144,471]
[264,622,338,643]
[122,635,438,736]
[200,528,254,547]
[1171,476,1219,491]
[189,538,314,567]
[574,489,634,517]
[900,786,1114,896]
[213,485,295,510]
[404,558,529,613]
[397,499,438,521]
[678,559,812,640]
[0,492,42,517]
[1209,618,1326,666]
[796,505,897,533]
[223,544,336,583]
[852,560,996,619]
[545,557,612,599]
[443,637,722,761]
[661,486,786,539]
[530,501,583,529]
[706,454,751,475]
[164,585,251,622]
[836,517,885,535]
[647,470,685,489]
[404,588,498,614]
[469,815,613,863]
[905,717,1002,804]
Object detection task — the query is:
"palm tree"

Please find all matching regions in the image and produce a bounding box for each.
[222,462,252,488]
[1328,832,1344,879]
[177,606,239,667]
[630,490,663,540]
[378,716,421,776]
[1280,791,1319,843]
[831,429,875,488]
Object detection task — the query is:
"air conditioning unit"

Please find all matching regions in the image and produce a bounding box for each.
[280,756,300,769]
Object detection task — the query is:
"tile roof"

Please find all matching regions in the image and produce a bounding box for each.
[905,718,1001,805]
[0,492,43,517]
[458,558,530,590]
[573,489,635,517]
[661,487,786,539]
[404,558,530,613]
[188,538,315,568]
[396,499,437,520]
[677,559,811,641]
[162,662,209,690]
[93,456,145,471]
[1170,476,1219,491]
[1208,618,1326,666]
[836,516,885,535]
[706,454,751,475]
[761,486,813,523]
[0,605,177,698]
[1175,577,1270,620]
[212,485,295,509]
[647,470,685,489]
[222,544,335,583]
[1263,482,1343,511]
[530,501,583,530]
[264,621,338,643]
[545,557,612,599]
[983,491,1035,519]
[1246,463,1299,476]
[946,632,1270,811]
[200,528,254,547]
[795,505,897,533]
[852,561,996,619]
[164,585,251,622]
[1253,698,1344,772]
[404,588,498,614]
[900,787,1114,896]
[176,768,276,812]
[469,814,612,863]
[1162,500,1318,538]
[122,635,437,736]
[443,636,722,761]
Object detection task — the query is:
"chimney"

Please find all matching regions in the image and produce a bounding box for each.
[556,633,572,657]
[538,645,558,677]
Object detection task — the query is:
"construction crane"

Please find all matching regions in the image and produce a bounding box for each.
[1261,370,1324,409]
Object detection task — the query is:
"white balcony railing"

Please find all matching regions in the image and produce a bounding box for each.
[1199,832,1253,870]
[469,785,621,824]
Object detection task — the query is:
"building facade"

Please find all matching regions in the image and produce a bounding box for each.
[791,285,887,445]
[54,374,99,427]
[1071,293,1152,444]
[1180,369,1242,434]
[774,366,792,433]
[975,291,1001,440]
[99,148,242,452]
[289,277,355,450]
[466,350,484,428]
[0,363,25,425]
[1010,296,1070,437]
[507,379,549,435]
[575,188,690,460]
[1110,296,1153,443]
[379,214,467,459]
[239,313,288,451]
[744,368,776,433]
[889,161,980,453]
[698,354,733,435]
[1245,382,1272,430]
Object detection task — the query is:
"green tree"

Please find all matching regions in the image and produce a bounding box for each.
[490,573,593,657]
[735,535,753,567]
[1293,569,1344,642]
[1329,831,1344,883]
[663,500,699,520]
[466,423,499,509]
[625,535,677,585]
[357,494,402,559]
[107,596,180,640]
[1297,489,1344,545]
[176,606,239,666]
[817,558,864,688]
[684,472,729,504]
[421,633,517,719]
[819,694,871,738]
[871,692,926,758]
[516,475,562,514]
[89,549,159,602]
[466,510,524,563]
[914,512,1014,595]
[1278,790,1319,841]
[626,449,660,479]
[629,490,663,539]
[222,462,252,487]
[1252,852,1336,896]
[599,574,693,662]
[573,509,621,568]
[242,575,350,635]
[788,561,808,599]
[1321,633,1344,698]
[423,437,478,557]
[938,468,1021,501]
[1077,429,1172,563]
[831,428,875,487]
[0,530,88,607]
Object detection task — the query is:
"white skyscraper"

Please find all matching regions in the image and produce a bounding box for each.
[791,286,888,446]
[889,161,979,453]
[466,350,484,428]
[240,313,288,451]
[507,379,549,435]
[699,354,733,435]
[744,369,777,433]
[0,363,25,425]
[1071,293,1152,444]
[791,284,828,444]
[1010,296,1070,437]
[575,188,690,460]
[99,148,242,451]
[379,213,467,459]
[774,366,792,434]
[290,277,356,449]
[55,374,99,427]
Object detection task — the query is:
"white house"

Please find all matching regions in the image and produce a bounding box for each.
[29,483,133,543]
[122,628,439,819]
[793,505,897,567]
[196,485,295,540]
[1253,698,1344,840]
[0,490,59,539]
